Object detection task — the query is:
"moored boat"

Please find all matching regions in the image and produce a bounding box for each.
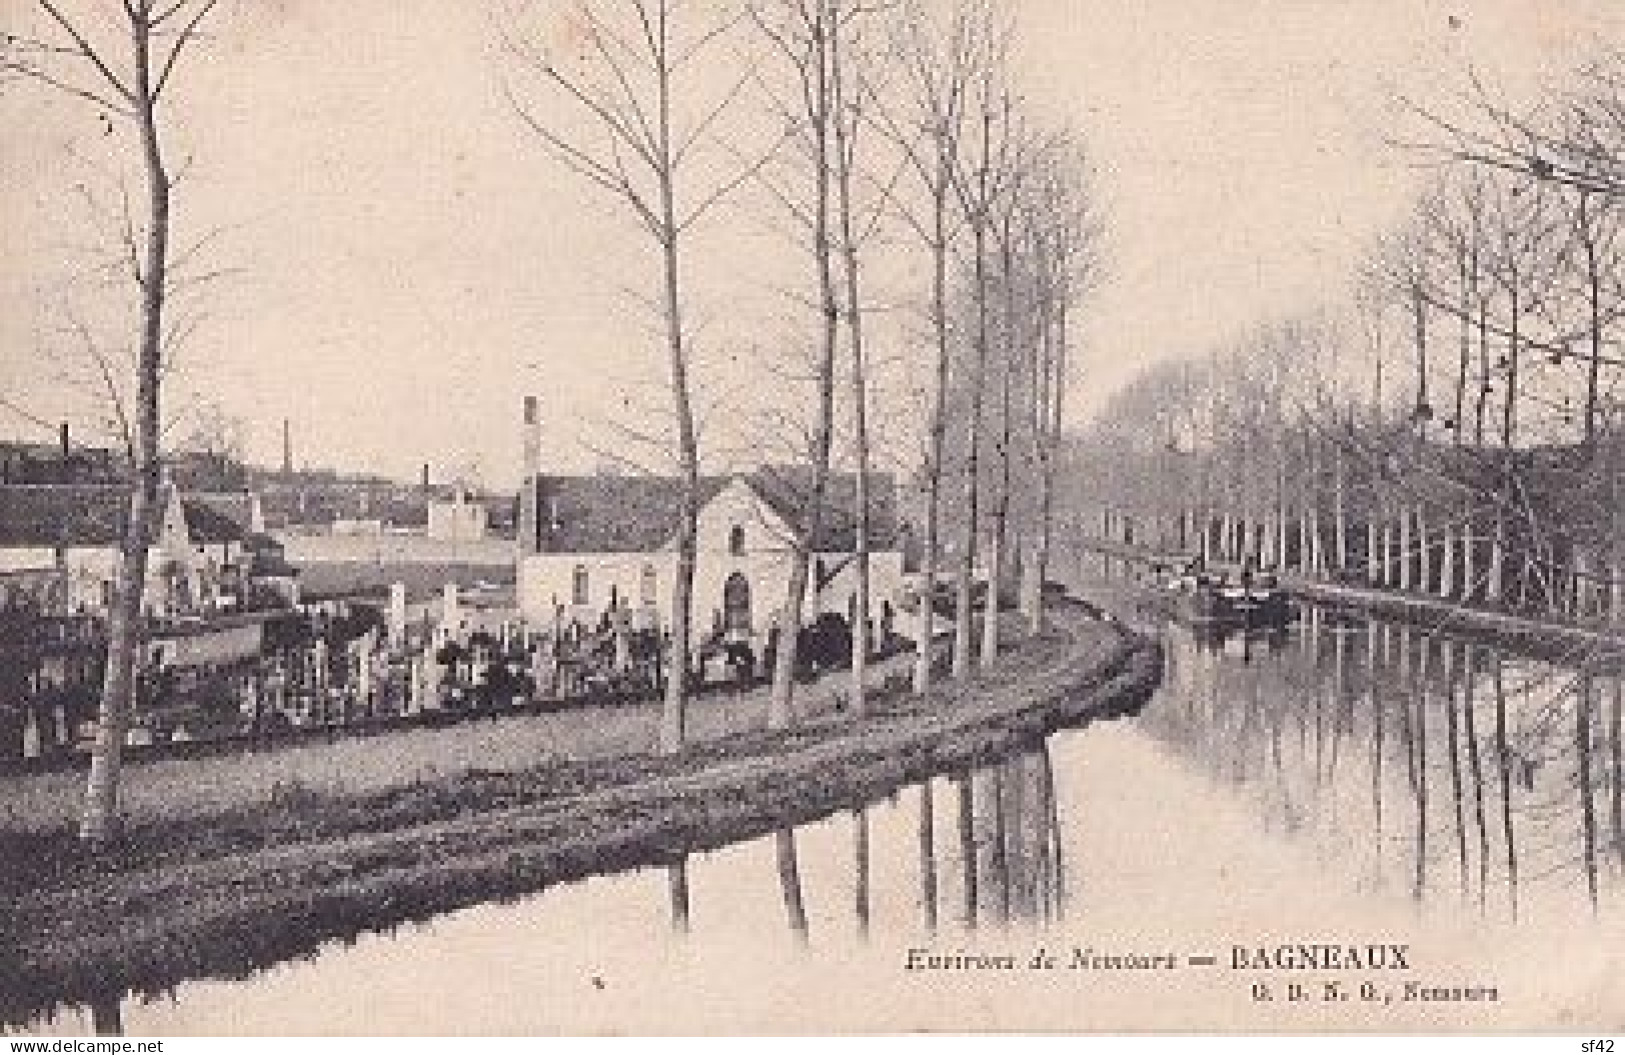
[1167,570,1295,628]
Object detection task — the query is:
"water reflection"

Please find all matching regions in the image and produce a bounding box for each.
[1150,609,1624,922]
[667,857,691,934]
[15,605,1624,1034]
[917,782,938,932]
[776,828,809,940]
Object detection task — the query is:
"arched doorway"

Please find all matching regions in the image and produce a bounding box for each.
[722,572,751,636]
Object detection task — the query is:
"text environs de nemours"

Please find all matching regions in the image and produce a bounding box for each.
[904,948,1182,971]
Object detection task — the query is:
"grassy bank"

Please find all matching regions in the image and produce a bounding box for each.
[1066,537,1625,662]
[0,608,1159,1025]
[2,646,900,834]
[1285,576,1625,665]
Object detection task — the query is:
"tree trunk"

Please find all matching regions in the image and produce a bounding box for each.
[953,219,992,679]
[1460,504,1476,604]
[1366,509,1380,585]
[914,181,952,700]
[1438,517,1456,600]
[655,36,697,755]
[1399,505,1413,591]
[1333,441,1348,574]
[1417,503,1431,594]
[769,10,840,729]
[1028,296,1067,636]
[1488,512,1505,606]
[1580,192,1603,450]
[982,217,1020,664]
[833,43,871,718]
[81,19,169,844]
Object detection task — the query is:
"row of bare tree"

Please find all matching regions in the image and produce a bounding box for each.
[2,0,1102,843]
[1070,52,1625,634]
[501,0,1101,750]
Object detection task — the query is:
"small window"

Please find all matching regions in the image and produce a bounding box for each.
[640,564,657,606]
[571,564,589,606]
[729,524,746,556]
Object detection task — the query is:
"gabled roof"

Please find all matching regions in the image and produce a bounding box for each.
[187,491,257,535]
[182,498,249,544]
[532,475,728,554]
[527,469,901,555]
[748,466,901,553]
[0,484,248,548]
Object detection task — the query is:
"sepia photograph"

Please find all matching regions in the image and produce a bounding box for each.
[1,0,1623,1038]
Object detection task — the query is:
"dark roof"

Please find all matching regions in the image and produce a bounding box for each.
[0,440,123,485]
[187,492,257,534]
[182,498,248,544]
[0,485,248,548]
[749,466,901,553]
[528,470,900,555]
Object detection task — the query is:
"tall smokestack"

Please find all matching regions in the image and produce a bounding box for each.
[59,421,70,459]
[281,418,293,478]
[519,396,541,555]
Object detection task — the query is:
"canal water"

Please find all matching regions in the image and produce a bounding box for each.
[16,594,1625,1034]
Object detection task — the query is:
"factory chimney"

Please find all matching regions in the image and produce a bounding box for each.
[519,396,541,556]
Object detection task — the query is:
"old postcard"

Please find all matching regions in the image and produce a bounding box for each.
[1,0,1623,1038]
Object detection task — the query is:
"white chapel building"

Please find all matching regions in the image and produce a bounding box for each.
[512,397,907,648]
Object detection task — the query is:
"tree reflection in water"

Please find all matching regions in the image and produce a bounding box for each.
[943,745,1068,931]
[918,781,938,932]
[1143,609,1624,922]
[668,856,691,934]
[776,828,809,941]
[852,808,871,938]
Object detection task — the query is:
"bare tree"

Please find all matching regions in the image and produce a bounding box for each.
[875,0,980,701]
[828,0,890,718]
[1399,56,1625,200]
[1020,136,1099,634]
[4,0,225,844]
[944,25,1012,678]
[503,0,765,752]
[751,0,845,730]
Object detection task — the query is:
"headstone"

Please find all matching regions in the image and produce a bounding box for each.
[423,649,443,710]
[355,632,374,706]
[388,582,407,648]
[441,582,460,632]
[22,708,40,760]
[532,634,555,699]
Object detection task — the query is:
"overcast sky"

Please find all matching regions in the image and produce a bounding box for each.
[2,0,1620,486]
